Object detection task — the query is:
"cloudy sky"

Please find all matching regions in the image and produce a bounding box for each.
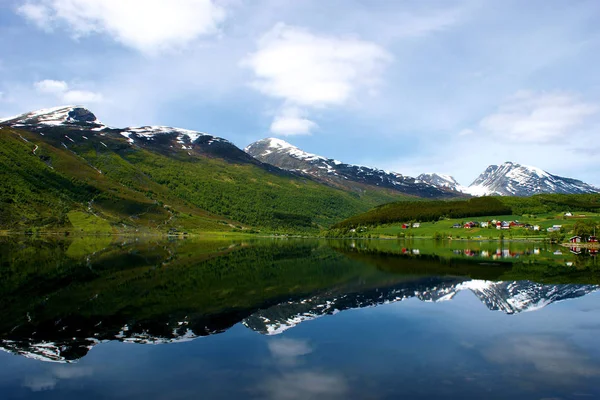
[1,0,599,186]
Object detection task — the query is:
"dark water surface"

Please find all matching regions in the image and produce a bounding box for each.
[1,237,599,399]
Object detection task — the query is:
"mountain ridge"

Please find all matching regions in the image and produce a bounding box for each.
[245,137,460,198]
[0,106,412,232]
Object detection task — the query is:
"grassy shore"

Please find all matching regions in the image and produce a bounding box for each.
[343,212,600,240]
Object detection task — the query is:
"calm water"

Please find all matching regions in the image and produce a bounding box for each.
[1,237,599,399]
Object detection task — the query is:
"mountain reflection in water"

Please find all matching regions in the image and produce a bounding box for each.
[1,237,598,364]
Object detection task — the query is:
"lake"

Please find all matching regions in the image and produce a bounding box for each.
[1,237,599,399]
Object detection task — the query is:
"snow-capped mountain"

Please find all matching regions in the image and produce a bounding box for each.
[465,162,599,196]
[243,279,598,335]
[0,106,260,165]
[245,138,457,198]
[417,173,466,192]
[0,105,105,128]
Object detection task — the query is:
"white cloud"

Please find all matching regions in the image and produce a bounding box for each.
[389,9,462,38]
[260,371,348,400]
[244,23,391,106]
[271,115,316,136]
[33,79,104,104]
[483,335,600,383]
[268,338,313,359]
[16,0,226,54]
[270,107,317,136]
[22,376,57,392]
[458,128,474,136]
[23,365,93,392]
[34,79,69,94]
[62,90,104,103]
[243,23,391,135]
[16,2,53,31]
[479,91,599,143]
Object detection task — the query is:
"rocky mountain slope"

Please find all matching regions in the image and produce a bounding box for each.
[245,138,459,198]
[417,173,466,192]
[420,162,599,197]
[465,162,599,196]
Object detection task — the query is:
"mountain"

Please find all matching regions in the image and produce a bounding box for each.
[245,138,459,198]
[0,105,260,164]
[417,173,466,192]
[465,162,599,196]
[420,162,599,197]
[0,106,411,232]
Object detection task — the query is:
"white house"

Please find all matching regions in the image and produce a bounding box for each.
[564,212,573,217]
[533,225,540,231]
[412,223,421,228]
[480,221,489,228]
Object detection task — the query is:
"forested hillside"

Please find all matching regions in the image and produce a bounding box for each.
[0,120,406,233]
[333,194,600,229]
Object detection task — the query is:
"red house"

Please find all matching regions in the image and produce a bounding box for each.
[401,223,410,229]
[570,236,582,243]
[589,236,598,243]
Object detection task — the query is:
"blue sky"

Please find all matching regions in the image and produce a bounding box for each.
[1,0,599,186]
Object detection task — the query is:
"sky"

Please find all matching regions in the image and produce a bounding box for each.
[1,0,599,186]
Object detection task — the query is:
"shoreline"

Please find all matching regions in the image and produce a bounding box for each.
[560,242,600,249]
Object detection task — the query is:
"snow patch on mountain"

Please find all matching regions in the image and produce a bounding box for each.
[120,126,216,145]
[0,106,106,129]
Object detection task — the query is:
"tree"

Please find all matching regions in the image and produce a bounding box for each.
[573,220,598,239]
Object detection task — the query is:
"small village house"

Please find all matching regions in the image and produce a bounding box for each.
[589,236,598,243]
[480,221,489,228]
[412,223,420,228]
[564,212,573,217]
[570,236,582,243]
[533,225,540,231]
[547,225,562,232]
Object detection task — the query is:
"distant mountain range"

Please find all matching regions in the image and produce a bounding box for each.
[245,138,455,198]
[245,138,598,197]
[2,278,596,362]
[462,162,599,196]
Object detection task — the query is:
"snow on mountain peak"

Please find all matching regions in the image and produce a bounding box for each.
[0,106,103,127]
[466,161,598,196]
[255,137,326,161]
[121,126,210,144]
[417,173,466,193]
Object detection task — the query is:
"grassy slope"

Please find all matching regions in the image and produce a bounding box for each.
[370,213,600,239]
[0,127,407,233]
[329,194,600,239]
[0,128,234,233]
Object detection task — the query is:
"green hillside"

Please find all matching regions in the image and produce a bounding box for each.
[329,194,600,239]
[0,126,406,234]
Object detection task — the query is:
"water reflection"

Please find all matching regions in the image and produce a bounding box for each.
[0,236,600,399]
[0,237,598,365]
